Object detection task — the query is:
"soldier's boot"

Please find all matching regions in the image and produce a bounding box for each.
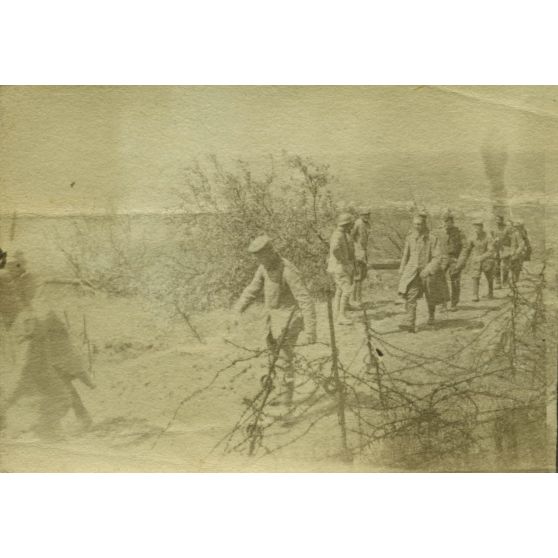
[337,293,353,325]
[472,278,480,302]
[486,275,494,300]
[399,299,417,333]
[427,304,436,326]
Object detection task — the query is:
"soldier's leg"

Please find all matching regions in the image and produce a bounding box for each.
[333,284,342,316]
[69,382,92,430]
[485,270,494,299]
[472,277,480,302]
[495,257,502,288]
[502,257,510,286]
[401,276,420,332]
[279,317,303,406]
[425,283,436,325]
[337,273,353,325]
[35,394,69,440]
[450,272,461,309]
[510,260,522,285]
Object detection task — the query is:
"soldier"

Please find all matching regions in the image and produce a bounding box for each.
[491,214,512,288]
[6,310,95,439]
[233,235,316,403]
[438,210,467,311]
[327,213,355,325]
[458,218,496,302]
[515,219,531,262]
[398,214,448,333]
[2,252,95,439]
[509,220,527,285]
[351,207,371,308]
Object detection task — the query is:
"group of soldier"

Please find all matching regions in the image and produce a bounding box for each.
[232,207,531,405]
[0,206,532,433]
[328,208,531,333]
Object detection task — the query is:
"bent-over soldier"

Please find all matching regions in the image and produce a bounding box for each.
[233,235,317,403]
[458,218,496,302]
[327,213,355,325]
[351,207,371,308]
[398,214,448,333]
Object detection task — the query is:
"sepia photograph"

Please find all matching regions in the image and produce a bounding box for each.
[0,85,556,472]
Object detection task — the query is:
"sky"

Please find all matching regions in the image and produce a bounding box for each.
[0,86,556,216]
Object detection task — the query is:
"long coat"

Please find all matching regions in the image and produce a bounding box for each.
[398,230,449,305]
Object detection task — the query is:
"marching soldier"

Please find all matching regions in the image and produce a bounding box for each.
[351,207,371,308]
[327,213,355,325]
[438,210,467,311]
[458,218,496,302]
[233,236,317,403]
[491,215,512,288]
[398,213,448,333]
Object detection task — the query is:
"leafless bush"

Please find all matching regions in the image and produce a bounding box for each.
[55,215,148,296]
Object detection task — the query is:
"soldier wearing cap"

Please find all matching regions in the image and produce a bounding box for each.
[458,217,496,302]
[233,235,317,403]
[398,212,448,333]
[438,210,467,311]
[327,213,356,325]
[350,207,371,308]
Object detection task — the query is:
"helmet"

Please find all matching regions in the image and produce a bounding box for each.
[337,213,354,226]
[248,235,272,253]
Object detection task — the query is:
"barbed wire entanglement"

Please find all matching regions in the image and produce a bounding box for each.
[153,265,553,471]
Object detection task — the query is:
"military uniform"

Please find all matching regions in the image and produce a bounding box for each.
[398,229,448,330]
[327,216,355,323]
[459,230,496,300]
[7,309,94,438]
[235,253,316,389]
[351,216,369,280]
[438,224,467,309]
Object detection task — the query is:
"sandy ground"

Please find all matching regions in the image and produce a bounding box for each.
[0,271,551,472]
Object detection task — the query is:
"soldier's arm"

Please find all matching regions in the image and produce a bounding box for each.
[233,266,264,313]
[513,233,526,259]
[398,237,410,274]
[479,237,496,261]
[284,265,317,342]
[331,232,346,263]
[423,235,443,276]
[456,239,473,270]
